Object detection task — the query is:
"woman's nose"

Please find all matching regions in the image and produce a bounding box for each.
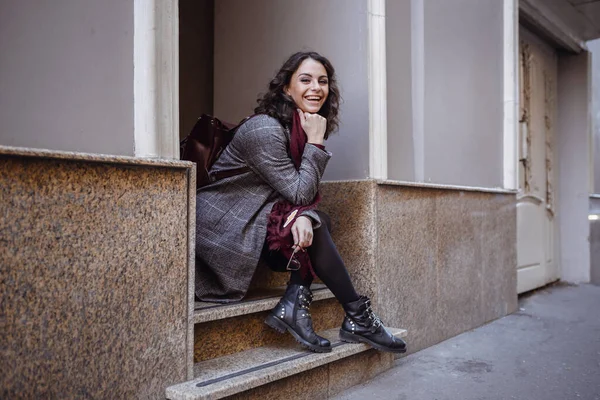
[310,80,320,91]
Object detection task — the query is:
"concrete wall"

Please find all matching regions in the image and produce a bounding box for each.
[423,0,504,187]
[386,0,414,182]
[0,0,134,155]
[179,0,214,141]
[386,0,504,187]
[213,0,369,181]
[590,39,600,194]
[557,51,591,283]
[590,198,600,285]
[588,40,600,285]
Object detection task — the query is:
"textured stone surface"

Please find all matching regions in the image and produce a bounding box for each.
[434,191,487,339]
[326,349,394,397]
[168,328,407,400]
[194,284,333,324]
[375,185,517,354]
[319,180,516,355]
[479,194,518,322]
[248,261,294,289]
[228,350,394,400]
[374,187,443,351]
[228,364,330,400]
[194,299,344,362]
[319,181,378,299]
[0,144,193,169]
[0,153,194,399]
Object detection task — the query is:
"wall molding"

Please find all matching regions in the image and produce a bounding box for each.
[410,0,425,182]
[376,179,517,195]
[519,0,586,53]
[504,0,518,190]
[368,0,388,180]
[134,0,179,159]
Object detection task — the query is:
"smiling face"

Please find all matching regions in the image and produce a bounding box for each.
[285,58,330,114]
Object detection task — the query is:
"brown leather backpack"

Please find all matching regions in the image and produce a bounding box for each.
[180,114,253,189]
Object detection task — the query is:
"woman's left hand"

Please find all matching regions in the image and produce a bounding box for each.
[291,216,313,249]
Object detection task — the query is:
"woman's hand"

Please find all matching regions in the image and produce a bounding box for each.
[298,109,326,145]
[291,216,313,249]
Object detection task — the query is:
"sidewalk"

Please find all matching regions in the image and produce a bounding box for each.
[332,283,600,400]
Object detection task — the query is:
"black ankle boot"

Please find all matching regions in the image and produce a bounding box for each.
[265,284,332,353]
[340,296,407,353]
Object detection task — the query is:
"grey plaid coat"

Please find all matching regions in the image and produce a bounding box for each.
[195,114,331,302]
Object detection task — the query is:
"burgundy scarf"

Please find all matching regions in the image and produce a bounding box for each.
[265,111,321,278]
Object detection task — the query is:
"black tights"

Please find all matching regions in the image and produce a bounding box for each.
[267,211,359,305]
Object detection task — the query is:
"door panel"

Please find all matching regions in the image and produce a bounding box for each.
[517,200,544,268]
[517,27,559,293]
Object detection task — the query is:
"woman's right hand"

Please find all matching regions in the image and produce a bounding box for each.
[291,216,314,249]
[298,109,326,145]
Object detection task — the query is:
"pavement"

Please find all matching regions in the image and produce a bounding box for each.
[332,283,600,400]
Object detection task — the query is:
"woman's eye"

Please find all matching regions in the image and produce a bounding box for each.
[301,79,311,84]
[320,80,328,85]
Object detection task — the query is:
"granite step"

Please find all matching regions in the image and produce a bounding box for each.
[194,284,333,324]
[166,327,408,400]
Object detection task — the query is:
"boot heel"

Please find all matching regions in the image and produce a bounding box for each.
[339,329,360,343]
[265,314,287,334]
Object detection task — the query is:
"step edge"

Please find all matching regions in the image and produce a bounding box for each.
[166,328,407,400]
[193,287,334,324]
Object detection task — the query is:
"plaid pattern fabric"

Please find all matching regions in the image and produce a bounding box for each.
[195,114,331,302]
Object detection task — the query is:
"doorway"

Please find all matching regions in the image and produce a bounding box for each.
[516,27,560,294]
[179,0,215,141]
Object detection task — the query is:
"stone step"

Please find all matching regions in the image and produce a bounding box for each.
[166,328,408,400]
[247,265,289,290]
[193,284,334,324]
[193,285,343,363]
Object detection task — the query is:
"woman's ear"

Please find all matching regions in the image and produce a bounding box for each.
[284,86,290,96]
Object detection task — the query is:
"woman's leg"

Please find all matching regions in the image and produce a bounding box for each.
[262,240,331,352]
[310,211,407,353]
[289,269,313,286]
[307,211,359,304]
[261,215,357,303]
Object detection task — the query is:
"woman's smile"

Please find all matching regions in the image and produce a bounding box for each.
[285,58,329,113]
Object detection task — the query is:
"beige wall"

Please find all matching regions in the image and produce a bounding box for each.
[386,0,504,187]
[179,0,214,141]
[590,39,600,194]
[0,0,134,155]
[213,0,369,181]
[589,39,600,285]
[386,0,415,182]
[590,198,600,285]
[423,0,504,187]
[557,50,591,283]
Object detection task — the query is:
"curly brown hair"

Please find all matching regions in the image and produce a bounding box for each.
[254,51,341,139]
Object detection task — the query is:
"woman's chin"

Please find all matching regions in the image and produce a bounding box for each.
[299,105,322,114]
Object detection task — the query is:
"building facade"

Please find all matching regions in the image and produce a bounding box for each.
[1,0,599,398]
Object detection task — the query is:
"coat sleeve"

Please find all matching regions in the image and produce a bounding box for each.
[234,118,331,206]
[299,209,322,229]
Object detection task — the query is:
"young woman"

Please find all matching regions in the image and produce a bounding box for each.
[195,51,406,354]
